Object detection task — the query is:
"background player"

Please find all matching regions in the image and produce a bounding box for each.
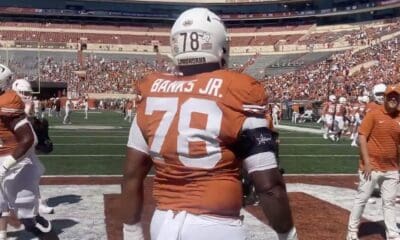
[321,94,336,140]
[63,97,72,125]
[350,95,369,147]
[12,79,54,214]
[0,64,58,240]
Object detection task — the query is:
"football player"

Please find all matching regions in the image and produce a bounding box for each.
[120,8,297,240]
[11,79,33,116]
[0,65,58,240]
[12,79,55,215]
[329,96,346,142]
[321,94,336,139]
[83,98,89,120]
[63,97,72,125]
[351,95,369,147]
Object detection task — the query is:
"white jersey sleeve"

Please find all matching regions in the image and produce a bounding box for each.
[127,116,149,155]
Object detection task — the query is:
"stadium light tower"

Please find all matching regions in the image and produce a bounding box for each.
[74,37,88,96]
[77,37,87,70]
[32,37,42,95]
[326,58,335,100]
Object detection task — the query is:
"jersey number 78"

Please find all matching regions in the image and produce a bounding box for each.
[145,97,222,169]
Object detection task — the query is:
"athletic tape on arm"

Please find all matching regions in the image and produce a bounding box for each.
[237,117,278,173]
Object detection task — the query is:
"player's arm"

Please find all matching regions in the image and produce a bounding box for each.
[10,116,35,159]
[120,117,152,240]
[0,114,35,170]
[321,102,327,115]
[234,117,297,239]
[357,112,373,179]
[251,168,296,239]
[230,75,295,238]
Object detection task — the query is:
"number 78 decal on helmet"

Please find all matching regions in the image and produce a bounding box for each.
[170,8,229,67]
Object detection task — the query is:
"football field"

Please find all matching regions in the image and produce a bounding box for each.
[42,110,359,175]
[13,110,375,240]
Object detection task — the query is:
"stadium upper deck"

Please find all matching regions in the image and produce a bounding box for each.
[0,0,399,100]
[79,0,309,3]
[0,0,399,26]
[81,0,308,2]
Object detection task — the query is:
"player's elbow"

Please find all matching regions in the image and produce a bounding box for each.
[258,184,294,233]
[256,180,287,199]
[18,133,35,153]
[15,124,35,153]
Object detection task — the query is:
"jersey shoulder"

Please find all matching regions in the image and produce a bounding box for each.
[0,90,25,117]
[138,71,173,97]
[215,70,266,107]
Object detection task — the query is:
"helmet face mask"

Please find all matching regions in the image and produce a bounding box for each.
[170,8,229,68]
[374,92,384,104]
[372,83,386,105]
[329,95,336,103]
[18,91,32,101]
[361,95,370,103]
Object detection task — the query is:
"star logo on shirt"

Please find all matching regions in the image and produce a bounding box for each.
[256,134,272,145]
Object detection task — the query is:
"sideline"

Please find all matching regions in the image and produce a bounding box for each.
[276,124,323,134]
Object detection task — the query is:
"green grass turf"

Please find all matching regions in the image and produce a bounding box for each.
[279,120,323,129]
[39,110,360,175]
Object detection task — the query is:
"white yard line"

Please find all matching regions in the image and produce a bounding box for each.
[50,130,128,133]
[279,136,329,138]
[54,143,347,146]
[276,125,323,134]
[280,143,348,146]
[55,144,126,145]
[51,136,325,139]
[38,154,357,157]
[281,154,357,157]
[38,155,125,157]
[51,136,127,138]
[41,173,358,178]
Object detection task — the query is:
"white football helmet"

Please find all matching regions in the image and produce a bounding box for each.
[372,83,386,104]
[0,64,12,92]
[170,8,229,67]
[338,97,347,104]
[12,78,32,100]
[361,95,370,103]
[328,95,336,103]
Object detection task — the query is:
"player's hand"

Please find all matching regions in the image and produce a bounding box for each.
[362,163,373,181]
[123,223,144,240]
[0,155,16,182]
